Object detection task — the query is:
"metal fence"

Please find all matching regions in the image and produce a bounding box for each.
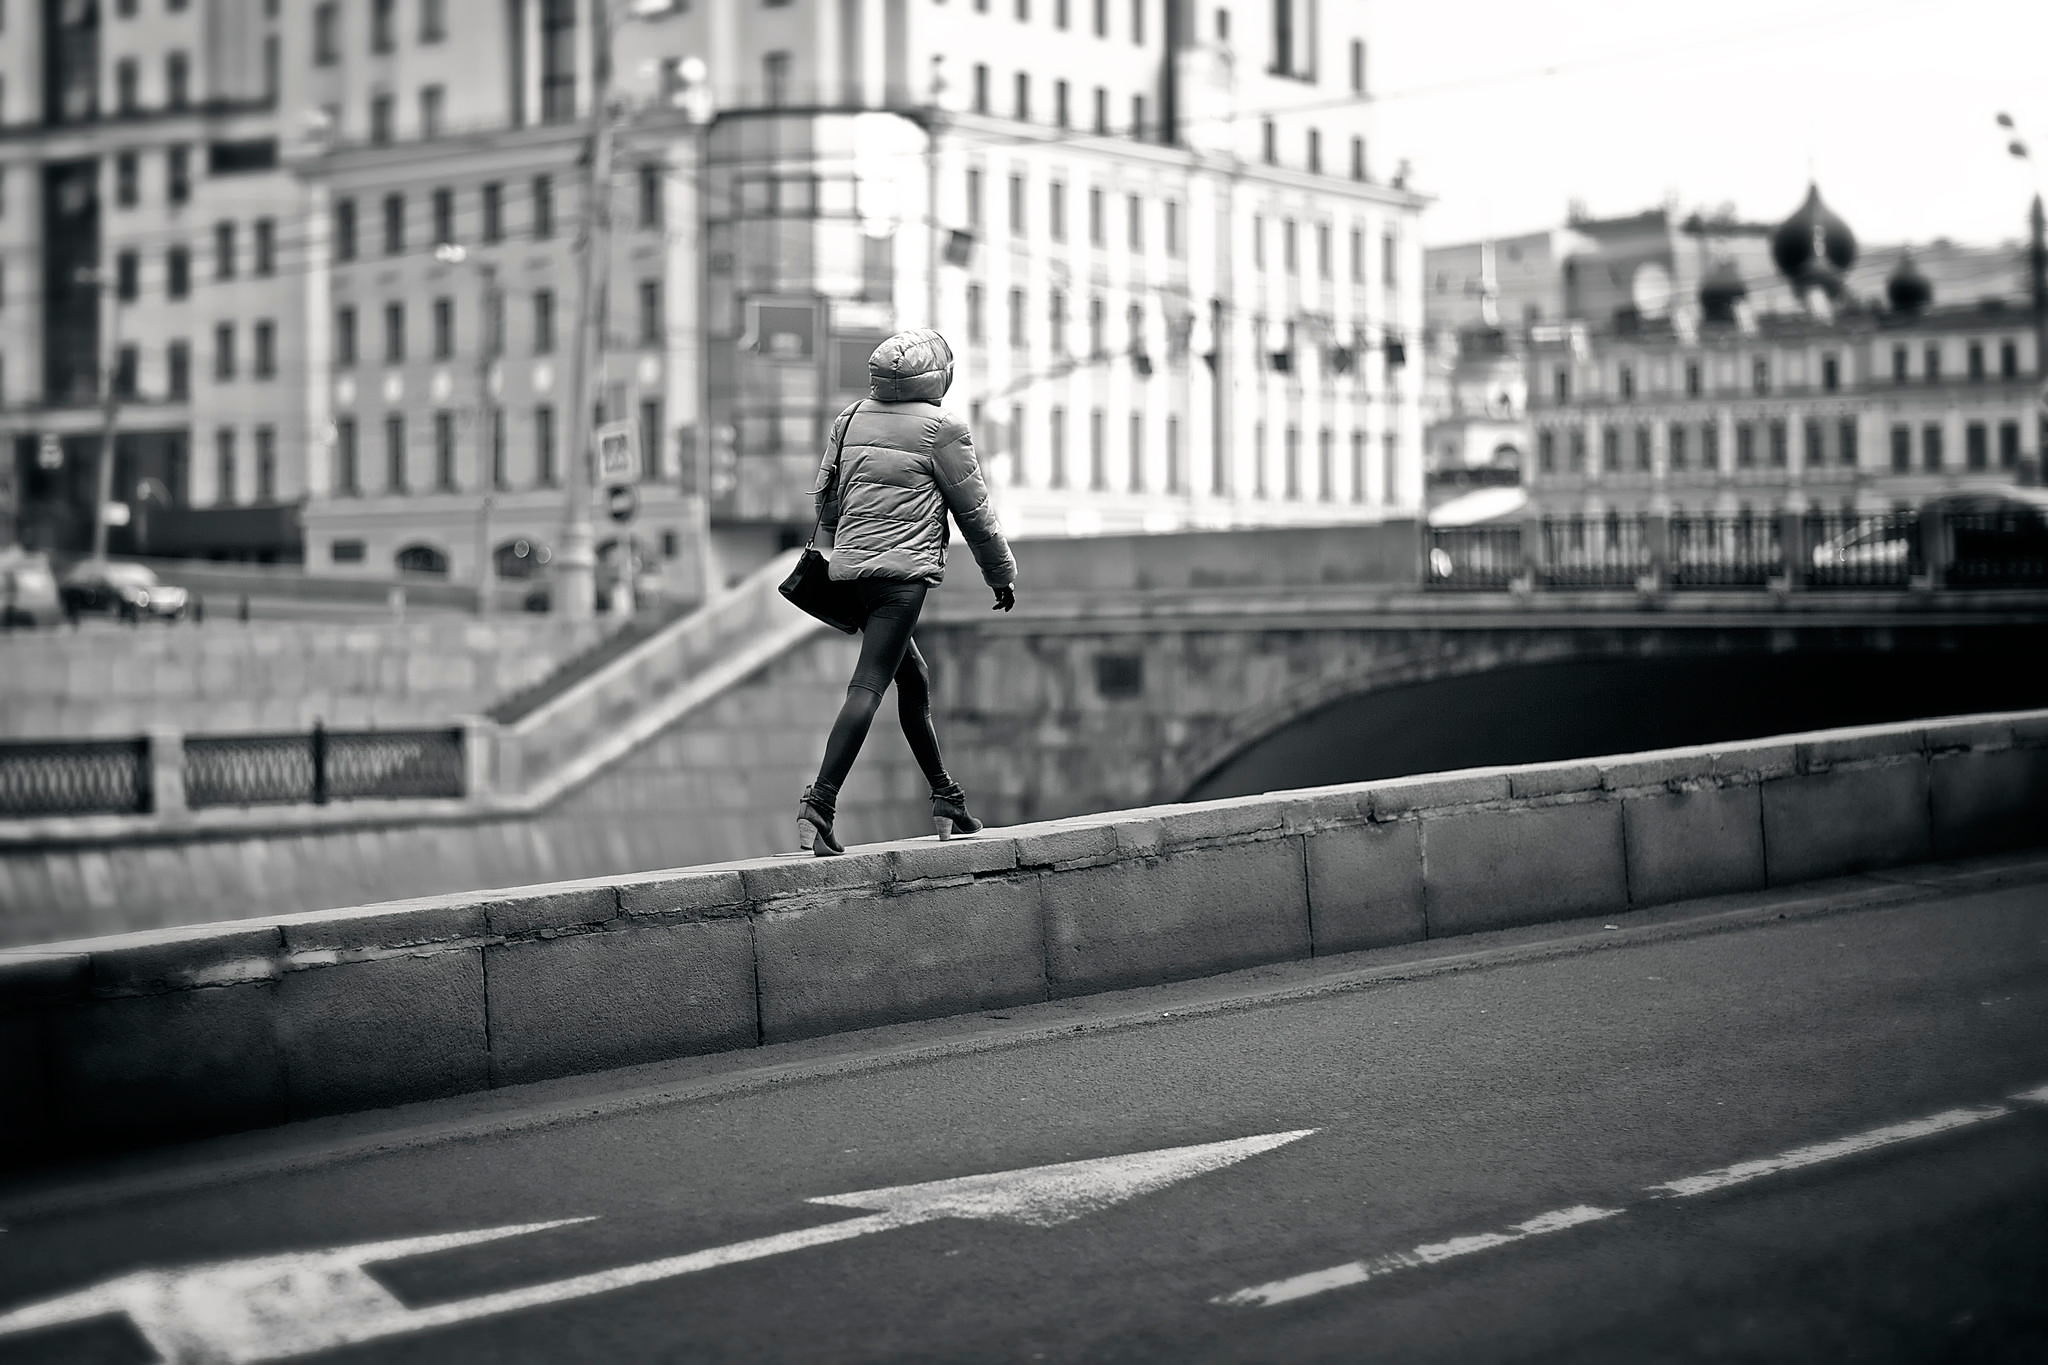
[1539,515,1652,588]
[184,725,464,809]
[0,738,152,818]
[1669,514,1783,588]
[1425,526,1523,590]
[1804,510,1921,589]
[1945,510,2048,588]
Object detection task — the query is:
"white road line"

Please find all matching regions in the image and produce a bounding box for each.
[1216,1206,1621,1308]
[1644,1106,2010,1199]
[1219,1083,2048,1311]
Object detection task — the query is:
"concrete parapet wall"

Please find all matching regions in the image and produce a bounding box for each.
[0,617,604,739]
[4,709,2045,1169]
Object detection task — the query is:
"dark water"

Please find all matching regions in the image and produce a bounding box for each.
[1187,647,2048,800]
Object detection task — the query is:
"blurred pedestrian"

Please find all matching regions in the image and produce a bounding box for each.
[796,329,1017,856]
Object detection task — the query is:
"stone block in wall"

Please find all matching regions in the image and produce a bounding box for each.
[1306,818,1426,953]
[50,982,286,1148]
[1929,746,2048,859]
[1623,784,1766,907]
[1422,798,1628,936]
[1761,761,1931,884]
[755,876,1046,1042]
[280,950,488,1116]
[1041,837,1310,996]
[486,918,756,1083]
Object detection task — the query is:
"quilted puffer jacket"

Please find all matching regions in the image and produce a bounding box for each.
[813,329,1017,588]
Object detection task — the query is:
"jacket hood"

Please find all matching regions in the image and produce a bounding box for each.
[867,329,954,403]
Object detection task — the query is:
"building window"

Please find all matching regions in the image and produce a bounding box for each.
[1283,425,1301,498]
[1890,424,1910,472]
[333,417,359,494]
[421,85,446,139]
[1131,94,1146,139]
[1093,0,1107,35]
[168,341,191,399]
[1008,288,1027,347]
[965,168,984,229]
[966,283,984,343]
[1049,406,1067,487]
[1009,174,1025,235]
[1553,368,1570,403]
[1314,221,1330,278]
[541,0,576,121]
[2000,421,2021,469]
[1088,187,1104,245]
[1271,0,1312,78]
[1351,38,1365,93]
[216,429,238,505]
[2001,340,2019,378]
[254,218,276,276]
[254,321,276,378]
[1893,344,1909,383]
[1088,408,1106,490]
[314,2,340,64]
[385,414,406,492]
[384,302,405,362]
[489,407,508,490]
[1701,423,1719,469]
[1014,71,1030,121]
[432,187,455,246]
[535,405,557,485]
[1735,421,1755,467]
[1049,180,1066,242]
[422,0,447,41]
[1048,287,1066,352]
[1093,86,1108,134]
[640,398,663,481]
[1253,422,1268,497]
[113,152,139,208]
[334,198,357,261]
[1967,421,1989,471]
[1349,227,1364,282]
[1618,364,1634,400]
[1282,218,1297,272]
[215,323,237,380]
[639,280,662,346]
[1751,358,1769,394]
[1769,418,1787,467]
[215,222,237,279]
[1382,231,1397,288]
[1668,423,1688,471]
[1685,362,1701,396]
[1261,118,1276,165]
[482,182,504,242]
[1804,417,1824,467]
[383,194,405,255]
[637,164,663,229]
[1129,411,1145,490]
[336,306,357,366]
[1130,0,1145,41]
[370,93,395,144]
[973,64,989,114]
[168,147,191,205]
[372,0,395,52]
[1924,345,1941,382]
[534,290,554,353]
[1840,419,1858,467]
[116,59,139,114]
[1921,422,1943,471]
[1350,136,1366,182]
[1968,342,1985,382]
[1307,128,1322,174]
[1055,79,1069,128]
[435,411,457,489]
[1349,429,1365,501]
[1127,194,1142,251]
[113,346,138,397]
[1538,429,1556,473]
[1600,426,1620,472]
[1317,427,1334,500]
[166,52,190,109]
[256,426,277,501]
[1086,296,1106,357]
[433,297,454,359]
[1009,403,1027,485]
[764,51,791,106]
[533,175,554,238]
[115,250,139,302]
[1634,425,1652,471]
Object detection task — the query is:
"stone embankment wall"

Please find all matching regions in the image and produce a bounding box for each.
[0,618,604,739]
[3,710,2042,1166]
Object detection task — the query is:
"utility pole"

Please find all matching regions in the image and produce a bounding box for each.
[2033,193,2046,487]
[87,268,124,565]
[558,0,617,621]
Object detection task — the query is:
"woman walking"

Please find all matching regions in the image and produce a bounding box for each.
[798,329,1017,856]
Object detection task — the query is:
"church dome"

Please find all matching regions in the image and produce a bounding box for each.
[1699,259,1748,323]
[1771,184,1857,287]
[1886,250,1932,314]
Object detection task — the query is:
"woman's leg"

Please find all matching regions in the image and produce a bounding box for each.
[893,640,954,793]
[810,583,926,807]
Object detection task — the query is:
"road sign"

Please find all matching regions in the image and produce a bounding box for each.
[595,421,640,486]
[606,484,639,523]
[0,1131,1314,1361]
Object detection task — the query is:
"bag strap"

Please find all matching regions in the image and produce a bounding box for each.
[808,400,864,549]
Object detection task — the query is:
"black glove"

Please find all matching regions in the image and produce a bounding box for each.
[991,583,1016,612]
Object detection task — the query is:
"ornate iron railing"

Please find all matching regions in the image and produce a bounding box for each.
[1805,511,1920,589]
[0,739,152,818]
[184,725,464,809]
[1540,515,1652,588]
[1425,526,1522,591]
[1669,514,1783,588]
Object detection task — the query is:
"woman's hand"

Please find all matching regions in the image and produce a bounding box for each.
[991,583,1016,612]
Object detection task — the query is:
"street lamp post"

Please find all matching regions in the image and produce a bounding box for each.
[1998,111,2048,486]
[436,242,502,614]
[82,266,125,565]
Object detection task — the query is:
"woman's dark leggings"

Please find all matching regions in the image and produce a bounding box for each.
[810,579,951,809]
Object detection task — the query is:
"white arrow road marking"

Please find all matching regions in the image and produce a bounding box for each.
[1219,1083,2048,1310]
[1643,1105,2010,1199]
[1218,1205,1622,1308]
[0,1130,1314,1364]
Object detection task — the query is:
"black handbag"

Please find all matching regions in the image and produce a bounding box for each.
[779,403,866,634]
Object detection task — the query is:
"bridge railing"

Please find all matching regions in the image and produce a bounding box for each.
[0,738,153,818]
[1668,513,1783,589]
[1425,526,1522,590]
[1540,515,1653,589]
[1804,510,1921,589]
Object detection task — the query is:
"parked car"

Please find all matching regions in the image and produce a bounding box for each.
[0,549,63,628]
[59,561,191,622]
[1810,488,2048,581]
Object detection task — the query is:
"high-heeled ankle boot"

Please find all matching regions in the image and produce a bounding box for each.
[931,783,983,840]
[797,784,844,856]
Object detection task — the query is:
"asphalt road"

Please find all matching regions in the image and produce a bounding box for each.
[1,875,2044,1364]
